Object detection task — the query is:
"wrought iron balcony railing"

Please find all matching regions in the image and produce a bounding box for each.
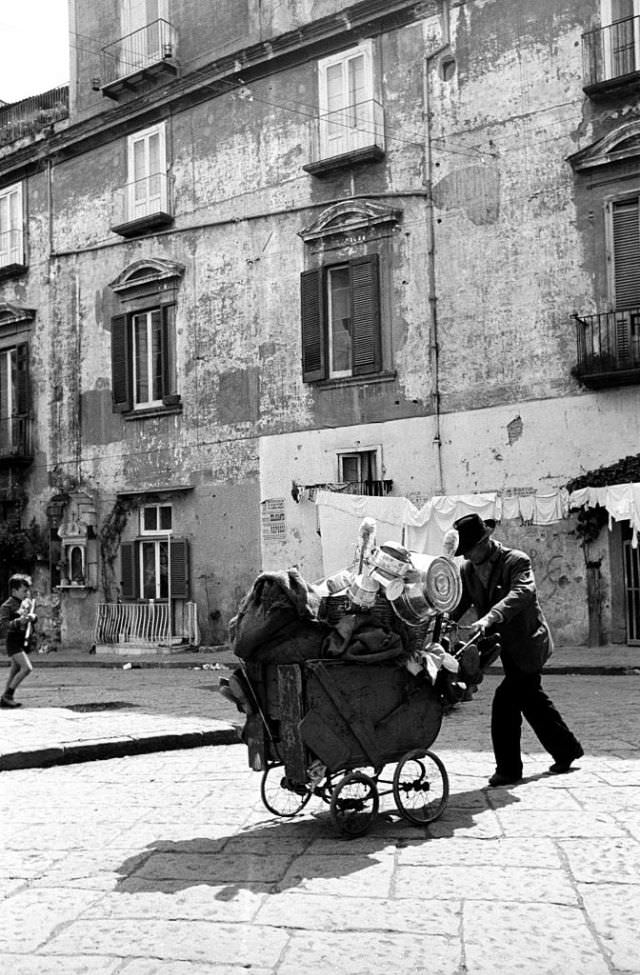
[94,599,200,650]
[583,15,640,93]
[0,86,68,147]
[0,228,25,272]
[100,19,178,92]
[0,414,32,463]
[304,98,385,175]
[573,309,640,387]
[110,171,173,236]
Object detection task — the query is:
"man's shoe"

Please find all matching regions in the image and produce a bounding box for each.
[549,745,584,774]
[488,771,522,787]
[0,695,21,708]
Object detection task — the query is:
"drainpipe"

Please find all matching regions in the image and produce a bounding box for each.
[422,2,450,496]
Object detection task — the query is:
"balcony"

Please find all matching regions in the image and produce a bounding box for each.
[303,98,385,177]
[0,228,26,278]
[582,16,640,98]
[0,86,68,148]
[0,415,33,467]
[99,19,178,100]
[110,172,173,237]
[573,309,640,388]
[94,600,200,655]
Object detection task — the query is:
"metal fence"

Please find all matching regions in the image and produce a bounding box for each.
[583,15,640,87]
[94,599,200,647]
[101,19,177,86]
[0,86,68,146]
[574,309,640,375]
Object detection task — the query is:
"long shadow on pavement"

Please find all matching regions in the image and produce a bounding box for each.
[111,776,546,899]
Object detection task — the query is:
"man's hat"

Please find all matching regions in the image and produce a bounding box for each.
[452,513,493,556]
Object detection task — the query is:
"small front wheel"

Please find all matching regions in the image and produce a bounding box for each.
[260,763,311,817]
[392,749,449,825]
[329,771,379,838]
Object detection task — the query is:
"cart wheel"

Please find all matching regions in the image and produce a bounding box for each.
[392,749,449,825]
[260,764,311,817]
[330,771,379,838]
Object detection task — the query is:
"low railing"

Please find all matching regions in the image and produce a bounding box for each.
[94,599,200,647]
[313,97,385,162]
[111,171,172,231]
[0,86,68,146]
[0,228,24,269]
[574,309,640,379]
[0,415,31,459]
[101,19,177,86]
[583,15,640,88]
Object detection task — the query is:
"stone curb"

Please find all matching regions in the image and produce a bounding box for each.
[0,725,241,772]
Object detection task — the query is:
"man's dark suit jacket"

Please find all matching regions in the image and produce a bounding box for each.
[452,541,552,674]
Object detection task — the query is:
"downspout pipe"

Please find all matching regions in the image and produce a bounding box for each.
[422,2,450,496]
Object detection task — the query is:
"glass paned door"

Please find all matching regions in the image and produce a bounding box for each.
[0,348,17,450]
[141,539,169,599]
[130,128,163,220]
[0,187,21,267]
[132,309,164,406]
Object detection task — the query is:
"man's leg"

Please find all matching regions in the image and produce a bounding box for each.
[520,675,582,769]
[490,675,524,780]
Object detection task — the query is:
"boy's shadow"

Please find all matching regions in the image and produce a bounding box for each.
[113,775,542,899]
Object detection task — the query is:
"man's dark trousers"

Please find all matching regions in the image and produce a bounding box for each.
[491,667,581,777]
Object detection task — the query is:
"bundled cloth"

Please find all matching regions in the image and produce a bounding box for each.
[229,569,331,663]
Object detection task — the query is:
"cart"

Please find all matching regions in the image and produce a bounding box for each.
[239,649,450,838]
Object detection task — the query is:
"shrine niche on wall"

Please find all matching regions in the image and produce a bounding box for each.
[55,489,98,590]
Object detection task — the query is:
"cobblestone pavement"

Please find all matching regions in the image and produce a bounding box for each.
[1,673,638,974]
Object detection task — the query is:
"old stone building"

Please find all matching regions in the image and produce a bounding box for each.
[0,0,639,651]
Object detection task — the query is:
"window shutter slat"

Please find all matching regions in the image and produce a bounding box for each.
[301,269,326,381]
[613,199,640,309]
[15,342,29,415]
[120,542,139,600]
[111,314,132,412]
[351,254,381,375]
[169,538,189,598]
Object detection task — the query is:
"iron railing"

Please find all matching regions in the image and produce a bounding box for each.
[0,228,24,269]
[101,19,177,87]
[312,97,385,162]
[583,15,640,88]
[94,599,200,647]
[574,309,640,377]
[0,86,68,146]
[111,171,172,230]
[0,415,31,459]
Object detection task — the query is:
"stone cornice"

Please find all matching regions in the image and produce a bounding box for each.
[0,0,430,182]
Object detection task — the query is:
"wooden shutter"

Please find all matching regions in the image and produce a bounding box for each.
[15,342,29,415]
[111,314,132,412]
[300,269,326,381]
[169,538,189,598]
[161,304,176,399]
[351,254,381,375]
[612,198,640,310]
[120,542,139,600]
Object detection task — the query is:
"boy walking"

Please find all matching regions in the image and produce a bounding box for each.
[1,573,36,708]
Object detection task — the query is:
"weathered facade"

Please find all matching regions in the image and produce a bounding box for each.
[0,0,639,650]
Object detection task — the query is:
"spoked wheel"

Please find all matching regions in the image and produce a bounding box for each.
[260,763,312,817]
[329,771,379,838]
[392,749,449,825]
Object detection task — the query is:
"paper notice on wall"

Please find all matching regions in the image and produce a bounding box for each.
[261,498,286,540]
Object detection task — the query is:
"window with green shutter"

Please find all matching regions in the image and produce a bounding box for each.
[300,254,381,381]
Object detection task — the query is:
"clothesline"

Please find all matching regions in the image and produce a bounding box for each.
[314,488,570,576]
[568,482,640,547]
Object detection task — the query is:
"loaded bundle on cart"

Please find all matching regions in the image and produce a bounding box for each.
[221,520,501,837]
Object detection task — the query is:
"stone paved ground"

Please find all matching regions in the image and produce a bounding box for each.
[1,673,638,974]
